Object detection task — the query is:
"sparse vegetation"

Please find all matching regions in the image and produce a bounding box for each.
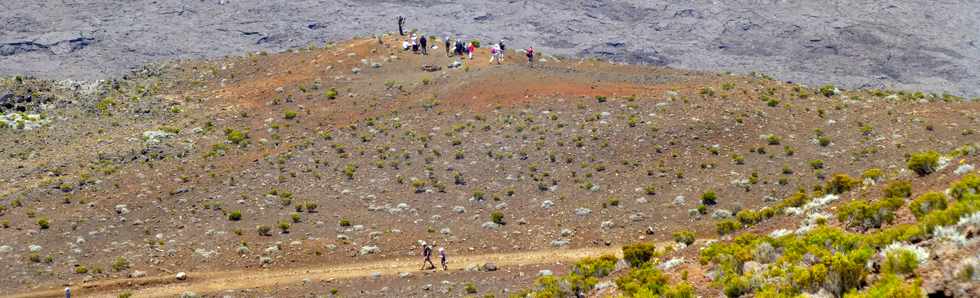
[907,151,940,176]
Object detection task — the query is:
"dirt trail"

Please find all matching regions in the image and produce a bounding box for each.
[8,247,623,298]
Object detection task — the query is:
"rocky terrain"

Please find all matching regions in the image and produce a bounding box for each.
[2,0,979,97]
[1,34,979,297]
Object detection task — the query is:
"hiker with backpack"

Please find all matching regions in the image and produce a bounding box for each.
[439,247,448,270]
[419,35,428,55]
[445,36,452,57]
[490,43,503,64]
[455,39,465,57]
[467,42,476,60]
[420,242,435,270]
[526,46,535,67]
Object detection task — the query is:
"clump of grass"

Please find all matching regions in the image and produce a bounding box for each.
[228,210,242,221]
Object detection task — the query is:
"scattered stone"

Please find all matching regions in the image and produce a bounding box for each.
[575,207,592,216]
[453,206,466,213]
[482,263,498,272]
[560,228,574,237]
[398,272,412,278]
[538,269,553,276]
[129,270,146,278]
[360,245,381,255]
[711,209,733,219]
[370,272,382,279]
[673,196,685,206]
[551,239,570,247]
[629,213,645,222]
[541,200,554,209]
[600,220,615,229]
[351,67,361,74]
[481,221,500,229]
[180,292,199,298]
[28,244,42,252]
[175,272,187,280]
[954,164,975,175]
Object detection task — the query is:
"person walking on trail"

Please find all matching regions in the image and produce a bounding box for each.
[410,34,419,53]
[498,40,506,62]
[421,242,435,270]
[467,42,476,60]
[526,46,535,68]
[439,247,448,270]
[397,16,406,36]
[444,36,452,57]
[455,39,464,57]
[65,287,71,298]
[419,35,428,55]
[490,43,502,64]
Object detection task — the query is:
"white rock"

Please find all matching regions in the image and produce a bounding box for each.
[360,245,381,255]
[541,200,554,209]
[954,164,975,175]
[175,272,187,280]
[575,208,592,216]
[538,269,553,276]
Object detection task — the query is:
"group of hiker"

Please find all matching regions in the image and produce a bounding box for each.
[397,16,535,67]
[420,241,448,271]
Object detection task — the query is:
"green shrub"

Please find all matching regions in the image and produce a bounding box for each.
[228,211,242,221]
[701,191,718,205]
[622,242,659,268]
[673,230,696,245]
[825,174,860,194]
[277,221,290,233]
[324,88,338,99]
[291,213,301,223]
[615,263,693,297]
[490,211,505,225]
[949,173,980,200]
[837,197,904,229]
[766,134,781,145]
[862,168,883,181]
[907,151,939,176]
[909,192,947,219]
[819,84,837,97]
[75,265,89,274]
[283,110,298,120]
[595,95,607,103]
[722,275,751,297]
[464,282,478,294]
[112,257,130,271]
[881,249,919,275]
[882,180,912,198]
[817,136,831,147]
[37,218,50,229]
[225,128,247,145]
[715,219,742,235]
[339,218,351,227]
[845,274,922,298]
[810,159,825,169]
[256,225,272,236]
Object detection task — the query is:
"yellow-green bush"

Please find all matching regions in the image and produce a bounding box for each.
[881,249,919,275]
[881,180,912,198]
[672,230,696,246]
[906,151,939,176]
[825,174,860,194]
[623,242,660,268]
[844,274,922,298]
[715,219,742,236]
[950,173,980,200]
[909,192,947,219]
[837,196,904,230]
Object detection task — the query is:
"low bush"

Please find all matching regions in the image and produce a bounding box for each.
[909,192,947,219]
[673,230,696,245]
[623,242,659,268]
[825,174,860,194]
[881,249,919,275]
[837,196,904,230]
[256,225,272,236]
[490,211,505,225]
[715,219,742,235]
[701,191,718,205]
[882,180,912,198]
[228,211,242,221]
[907,151,939,176]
